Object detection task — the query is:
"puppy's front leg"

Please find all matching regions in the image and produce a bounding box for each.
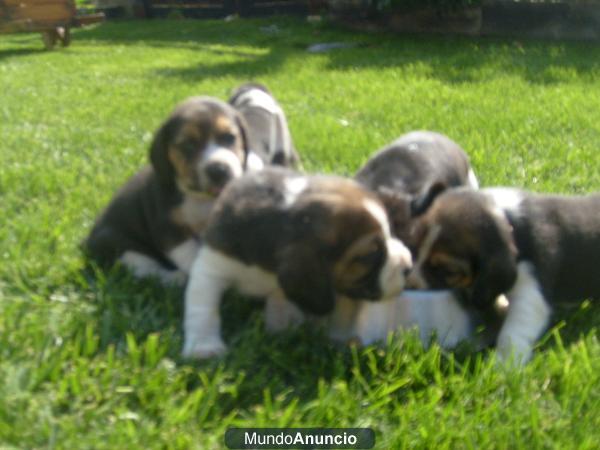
[182,247,230,359]
[496,262,552,365]
[264,295,305,332]
[327,296,362,343]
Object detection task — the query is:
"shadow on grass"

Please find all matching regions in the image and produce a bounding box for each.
[323,35,600,85]
[150,46,292,83]
[71,259,600,419]
[79,263,352,402]
[2,19,599,85]
[0,46,46,61]
[67,19,600,86]
[0,31,47,60]
[544,301,600,347]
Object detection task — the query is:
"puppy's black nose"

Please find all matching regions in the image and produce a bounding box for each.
[205,163,231,186]
[403,268,412,277]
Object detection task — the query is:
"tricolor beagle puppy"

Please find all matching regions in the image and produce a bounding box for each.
[229,82,301,169]
[182,167,413,359]
[408,187,600,364]
[83,96,258,284]
[355,130,479,244]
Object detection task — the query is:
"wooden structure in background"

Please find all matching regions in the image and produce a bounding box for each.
[0,0,104,49]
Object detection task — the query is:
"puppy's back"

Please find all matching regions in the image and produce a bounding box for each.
[83,166,182,269]
[204,168,296,267]
[356,130,473,196]
[504,191,600,303]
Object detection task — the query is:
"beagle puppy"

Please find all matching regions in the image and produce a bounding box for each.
[83,96,256,284]
[355,130,479,243]
[229,82,301,169]
[182,167,413,359]
[408,187,600,364]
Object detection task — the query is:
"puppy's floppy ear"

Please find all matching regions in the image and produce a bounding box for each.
[276,243,336,316]
[470,221,518,309]
[149,116,177,186]
[233,112,251,169]
[411,182,448,216]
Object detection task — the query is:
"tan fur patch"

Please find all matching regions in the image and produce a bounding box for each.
[333,232,382,292]
[178,122,204,143]
[170,195,215,235]
[214,114,245,158]
[214,114,234,134]
[168,147,193,181]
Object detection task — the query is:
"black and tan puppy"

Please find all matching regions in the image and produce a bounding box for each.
[228,82,300,168]
[83,97,254,283]
[182,167,413,359]
[355,130,479,243]
[408,187,600,364]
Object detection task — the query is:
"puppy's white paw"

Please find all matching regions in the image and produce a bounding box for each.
[161,270,188,286]
[264,296,305,332]
[182,336,227,359]
[496,334,532,367]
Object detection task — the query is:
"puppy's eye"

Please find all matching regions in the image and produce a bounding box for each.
[427,261,464,286]
[427,259,449,275]
[217,132,236,147]
[446,273,468,287]
[179,141,197,156]
[353,239,385,267]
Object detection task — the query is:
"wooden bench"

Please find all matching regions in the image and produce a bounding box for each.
[0,0,104,49]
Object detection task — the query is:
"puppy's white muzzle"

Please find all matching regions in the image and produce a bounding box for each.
[199,143,244,191]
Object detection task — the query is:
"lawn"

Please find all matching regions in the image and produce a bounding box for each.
[1,17,600,449]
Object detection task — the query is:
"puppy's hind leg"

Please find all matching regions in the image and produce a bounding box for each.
[120,251,187,286]
[84,226,186,285]
[182,247,232,359]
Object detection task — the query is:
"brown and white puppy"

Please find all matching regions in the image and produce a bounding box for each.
[83,96,253,283]
[182,167,413,359]
[355,130,479,244]
[409,187,600,364]
[228,82,301,169]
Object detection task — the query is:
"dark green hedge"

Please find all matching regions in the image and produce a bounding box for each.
[370,0,483,12]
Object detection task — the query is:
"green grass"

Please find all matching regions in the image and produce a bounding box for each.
[1,17,600,449]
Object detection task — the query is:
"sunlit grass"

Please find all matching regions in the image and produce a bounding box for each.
[1,18,599,449]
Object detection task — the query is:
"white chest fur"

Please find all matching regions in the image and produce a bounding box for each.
[170,195,215,235]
